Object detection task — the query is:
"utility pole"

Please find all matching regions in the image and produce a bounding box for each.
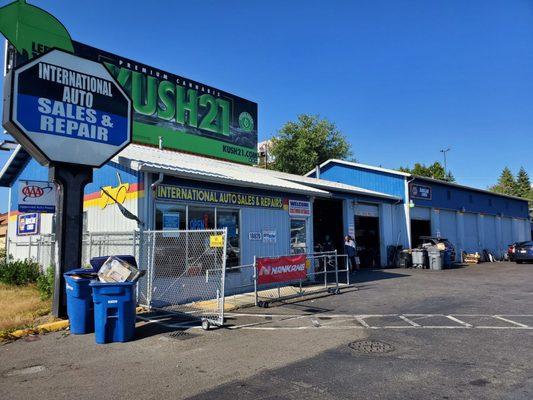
[440,148,450,179]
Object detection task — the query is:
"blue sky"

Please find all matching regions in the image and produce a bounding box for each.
[0,0,532,211]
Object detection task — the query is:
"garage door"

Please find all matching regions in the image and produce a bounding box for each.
[439,210,457,251]
[482,215,497,253]
[411,206,430,220]
[463,213,479,252]
[355,203,379,217]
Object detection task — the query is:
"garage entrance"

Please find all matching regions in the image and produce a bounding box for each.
[354,215,380,268]
[313,198,344,253]
[411,219,431,247]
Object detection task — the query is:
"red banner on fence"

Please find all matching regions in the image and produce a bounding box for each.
[256,255,307,285]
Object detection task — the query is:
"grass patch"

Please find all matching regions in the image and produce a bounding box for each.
[0,283,51,335]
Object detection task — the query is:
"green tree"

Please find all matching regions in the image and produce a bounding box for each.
[269,114,352,175]
[515,167,532,199]
[399,162,455,182]
[489,167,517,196]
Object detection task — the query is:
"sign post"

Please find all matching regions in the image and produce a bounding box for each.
[3,49,132,317]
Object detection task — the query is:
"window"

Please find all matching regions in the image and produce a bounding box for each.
[188,206,215,230]
[447,190,451,201]
[155,204,186,230]
[469,194,473,203]
[216,209,240,268]
[488,198,493,207]
[290,219,307,254]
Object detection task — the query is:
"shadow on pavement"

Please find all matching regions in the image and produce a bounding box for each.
[350,268,410,284]
[135,311,201,339]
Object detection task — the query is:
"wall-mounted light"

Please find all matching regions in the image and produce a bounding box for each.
[460,206,466,213]
[409,200,415,208]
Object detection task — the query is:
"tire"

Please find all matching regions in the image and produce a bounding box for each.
[201,319,211,331]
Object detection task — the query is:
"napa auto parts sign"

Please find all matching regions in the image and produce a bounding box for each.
[3,49,132,167]
[18,180,56,213]
[256,255,307,285]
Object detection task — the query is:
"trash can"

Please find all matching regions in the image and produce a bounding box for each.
[397,250,412,268]
[428,247,444,270]
[443,250,452,268]
[64,270,96,334]
[90,281,137,344]
[412,249,428,268]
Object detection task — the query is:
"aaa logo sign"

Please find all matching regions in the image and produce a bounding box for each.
[256,255,307,285]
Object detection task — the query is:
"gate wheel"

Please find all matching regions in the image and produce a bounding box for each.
[201,319,211,331]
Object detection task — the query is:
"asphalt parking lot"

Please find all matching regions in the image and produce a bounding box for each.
[1,262,532,400]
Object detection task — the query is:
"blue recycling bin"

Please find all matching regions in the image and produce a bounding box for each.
[90,281,137,344]
[64,270,95,334]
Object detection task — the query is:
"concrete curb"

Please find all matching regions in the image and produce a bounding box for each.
[3,319,70,340]
[2,307,149,341]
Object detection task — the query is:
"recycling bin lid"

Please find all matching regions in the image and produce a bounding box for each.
[64,268,98,278]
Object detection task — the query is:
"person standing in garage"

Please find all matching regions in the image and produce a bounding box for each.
[345,235,358,272]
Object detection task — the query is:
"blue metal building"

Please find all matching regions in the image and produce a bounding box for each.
[309,159,532,262]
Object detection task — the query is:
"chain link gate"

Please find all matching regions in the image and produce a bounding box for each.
[138,229,227,329]
[253,251,350,307]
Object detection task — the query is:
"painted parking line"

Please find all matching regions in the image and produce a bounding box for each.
[223,313,533,330]
[137,312,533,331]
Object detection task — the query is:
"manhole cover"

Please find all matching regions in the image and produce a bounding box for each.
[167,331,197,341]
[349,340,395,354]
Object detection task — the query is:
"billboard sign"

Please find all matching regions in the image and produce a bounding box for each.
[256,255,307,285]
[18,180,56,213]
[410,183,432,200]
[3,49,132,167]
[8,41,258,165]
[17,212,40,236]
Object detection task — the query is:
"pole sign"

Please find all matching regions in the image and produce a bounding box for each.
[256,255,307,285]
[17,213,40,236]
[18,180,56,213]
[3,49,132,167]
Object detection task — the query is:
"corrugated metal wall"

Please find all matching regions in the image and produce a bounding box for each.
[439,210,457,251]
[482,215,497,253]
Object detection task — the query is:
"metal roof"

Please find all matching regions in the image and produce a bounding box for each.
[115,145,331,197]
[306,159,411,178]
[252,167,401,201]
[0,145,31,187]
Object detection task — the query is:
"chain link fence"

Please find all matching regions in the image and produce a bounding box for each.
[7,231,139,272]
[138,229,227,328]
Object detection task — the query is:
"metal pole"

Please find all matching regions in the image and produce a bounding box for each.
[253,256,258,306]
[220,228,228,325]
[323,254,327,288]
[440,148,450,178]
[334,249,339,290]
[346,255,350,286]
[49,163,93,318]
